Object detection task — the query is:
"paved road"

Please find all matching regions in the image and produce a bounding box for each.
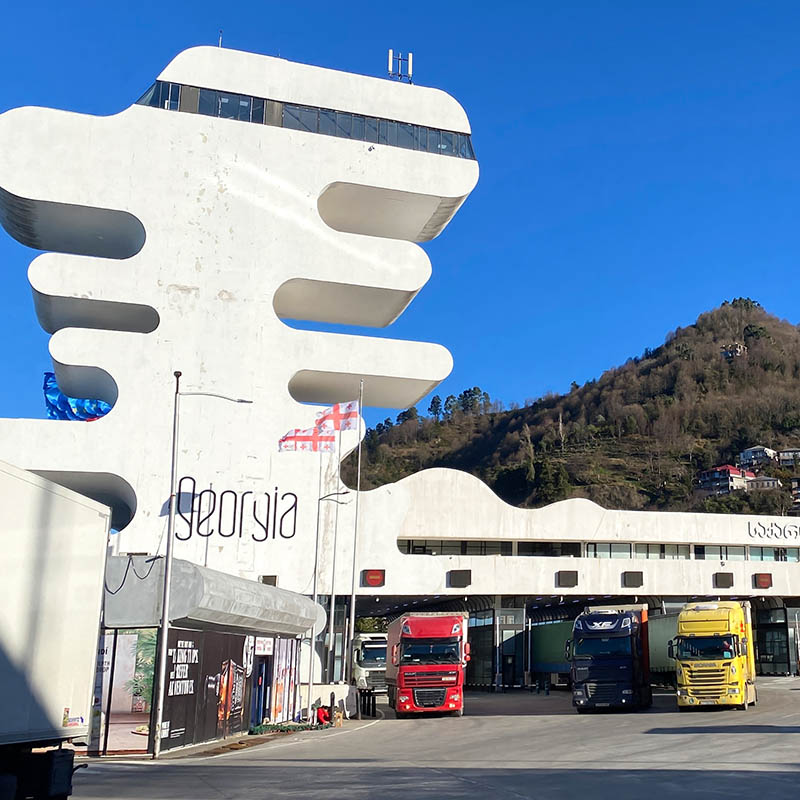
[75,677,800,799]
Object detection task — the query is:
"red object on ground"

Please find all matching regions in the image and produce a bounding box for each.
[316,707,331,725]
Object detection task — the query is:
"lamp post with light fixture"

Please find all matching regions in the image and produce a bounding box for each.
[152,371,252,759]
[306,489,349,724]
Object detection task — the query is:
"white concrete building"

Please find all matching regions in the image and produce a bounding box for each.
[0,45,799,632]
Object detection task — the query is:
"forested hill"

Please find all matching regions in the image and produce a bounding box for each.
[342,299,800,515]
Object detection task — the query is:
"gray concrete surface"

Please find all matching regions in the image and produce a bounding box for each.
[74,677,800,799]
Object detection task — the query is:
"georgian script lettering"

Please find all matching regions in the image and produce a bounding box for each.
[747,520,800,540]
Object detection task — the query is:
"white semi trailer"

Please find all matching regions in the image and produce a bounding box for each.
[0,461,110,800]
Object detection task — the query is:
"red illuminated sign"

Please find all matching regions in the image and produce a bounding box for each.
[362,569,385,588]
[754,573,773,589]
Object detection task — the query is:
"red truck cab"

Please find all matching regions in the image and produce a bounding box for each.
[385,613,469,718]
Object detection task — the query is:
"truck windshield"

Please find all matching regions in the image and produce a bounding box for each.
[573,637,631,657]
[676,636,736,660]
[400,637,460,665]
[360,644,387,666]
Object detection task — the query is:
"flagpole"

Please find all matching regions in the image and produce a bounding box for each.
[306,449,324,723]
[326,425,342,682]
[346,379,365,682]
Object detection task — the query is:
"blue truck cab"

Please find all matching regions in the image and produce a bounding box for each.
[568,607,652,713]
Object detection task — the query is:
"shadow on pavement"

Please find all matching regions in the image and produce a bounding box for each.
[646,724,800,735]
[73,764,800,799]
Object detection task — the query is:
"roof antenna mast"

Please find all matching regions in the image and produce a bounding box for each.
[388,49,413,83]
[218,29,223,48]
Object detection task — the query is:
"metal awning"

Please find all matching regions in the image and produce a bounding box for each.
[104,555,324,636]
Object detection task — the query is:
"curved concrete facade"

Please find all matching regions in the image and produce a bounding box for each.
[0,47,795,605]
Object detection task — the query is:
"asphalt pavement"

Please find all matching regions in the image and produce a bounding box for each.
[74,676,800,799]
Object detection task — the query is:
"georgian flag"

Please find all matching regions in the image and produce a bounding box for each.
[315,400,360,431]
[278,426,336,453]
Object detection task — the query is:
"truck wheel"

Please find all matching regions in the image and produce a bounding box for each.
[576,707,588,714]
[394,710,407,719]
[451,708,464,717]
[678,706,690,712]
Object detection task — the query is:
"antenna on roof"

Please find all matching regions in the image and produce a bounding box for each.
[388,49,413,83]
[218,29,223,48]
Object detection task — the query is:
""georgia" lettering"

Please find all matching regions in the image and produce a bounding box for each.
[175,476,298,542]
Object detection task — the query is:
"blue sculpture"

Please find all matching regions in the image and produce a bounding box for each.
[43,372,111,421]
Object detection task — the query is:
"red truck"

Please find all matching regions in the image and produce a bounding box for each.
[385,613,469,718]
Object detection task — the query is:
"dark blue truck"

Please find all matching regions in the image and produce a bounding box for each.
[567,607,652,713]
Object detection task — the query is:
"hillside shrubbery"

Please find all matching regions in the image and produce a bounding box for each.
[342,299,800,515]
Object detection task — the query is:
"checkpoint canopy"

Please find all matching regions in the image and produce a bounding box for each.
[104,556,325,636]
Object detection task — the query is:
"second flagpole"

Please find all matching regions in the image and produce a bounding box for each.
[346,378,365,682]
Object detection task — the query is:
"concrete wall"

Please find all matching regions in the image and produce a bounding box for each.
[1,46,798,606]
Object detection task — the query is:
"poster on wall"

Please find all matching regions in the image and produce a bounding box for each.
[160,628,252,752]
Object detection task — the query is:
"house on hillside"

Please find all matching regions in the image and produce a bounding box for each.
[738,445,777,469]
[778,449,800,468]
[791,478,800,515]
[746,476,782,492]
[696,465,754,497]
[720,342,747,363]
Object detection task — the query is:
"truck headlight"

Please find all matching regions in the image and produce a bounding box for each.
[398,695,409,703]
[727,688,740,695]
[622,690,633,695]
[730,664,736,676]
[677,689,688,696]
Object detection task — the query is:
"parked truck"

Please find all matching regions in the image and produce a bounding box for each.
[669,601,757,710]
[568,605,652,712]
[351,632,388,693]
[0,461,110,799]
[386,613,469,718]
[648,612,680,686]
[530,620,573,688]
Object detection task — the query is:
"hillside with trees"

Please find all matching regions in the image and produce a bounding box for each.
[342,299,800,515]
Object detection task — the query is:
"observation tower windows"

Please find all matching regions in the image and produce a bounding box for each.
[335,111,352,138]
[365,116,379,143]
[319,109,337,136]
[439,131,456,156]
[251,97,265,124]
[397,122,416,150]
[135,80,476,159]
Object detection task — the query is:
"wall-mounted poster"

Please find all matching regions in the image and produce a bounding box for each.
[159,628,251,752]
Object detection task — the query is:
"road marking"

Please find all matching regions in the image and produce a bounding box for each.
[80,712,385,767]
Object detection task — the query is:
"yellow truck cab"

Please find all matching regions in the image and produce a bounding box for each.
[669,601,757,710]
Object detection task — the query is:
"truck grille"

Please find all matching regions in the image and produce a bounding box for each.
[413,688,446,707]
[367,673,386,691]
[686,667,725,699]
[403,671,459,687]
[585,683,618,703]
[687,667,725,685]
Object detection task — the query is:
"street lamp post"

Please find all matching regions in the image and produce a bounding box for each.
[306,489,349,724]
[152,371,252,759]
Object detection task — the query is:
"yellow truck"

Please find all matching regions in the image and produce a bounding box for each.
[669,601,757,710]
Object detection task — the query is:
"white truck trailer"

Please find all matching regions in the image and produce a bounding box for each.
[0,461,110,799]
[352,633,388,693]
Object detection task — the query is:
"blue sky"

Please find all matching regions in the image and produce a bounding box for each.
[2,1,799,429]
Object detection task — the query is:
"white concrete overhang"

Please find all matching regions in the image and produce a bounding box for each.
[158,46,472,133]
[104,556,324,636]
